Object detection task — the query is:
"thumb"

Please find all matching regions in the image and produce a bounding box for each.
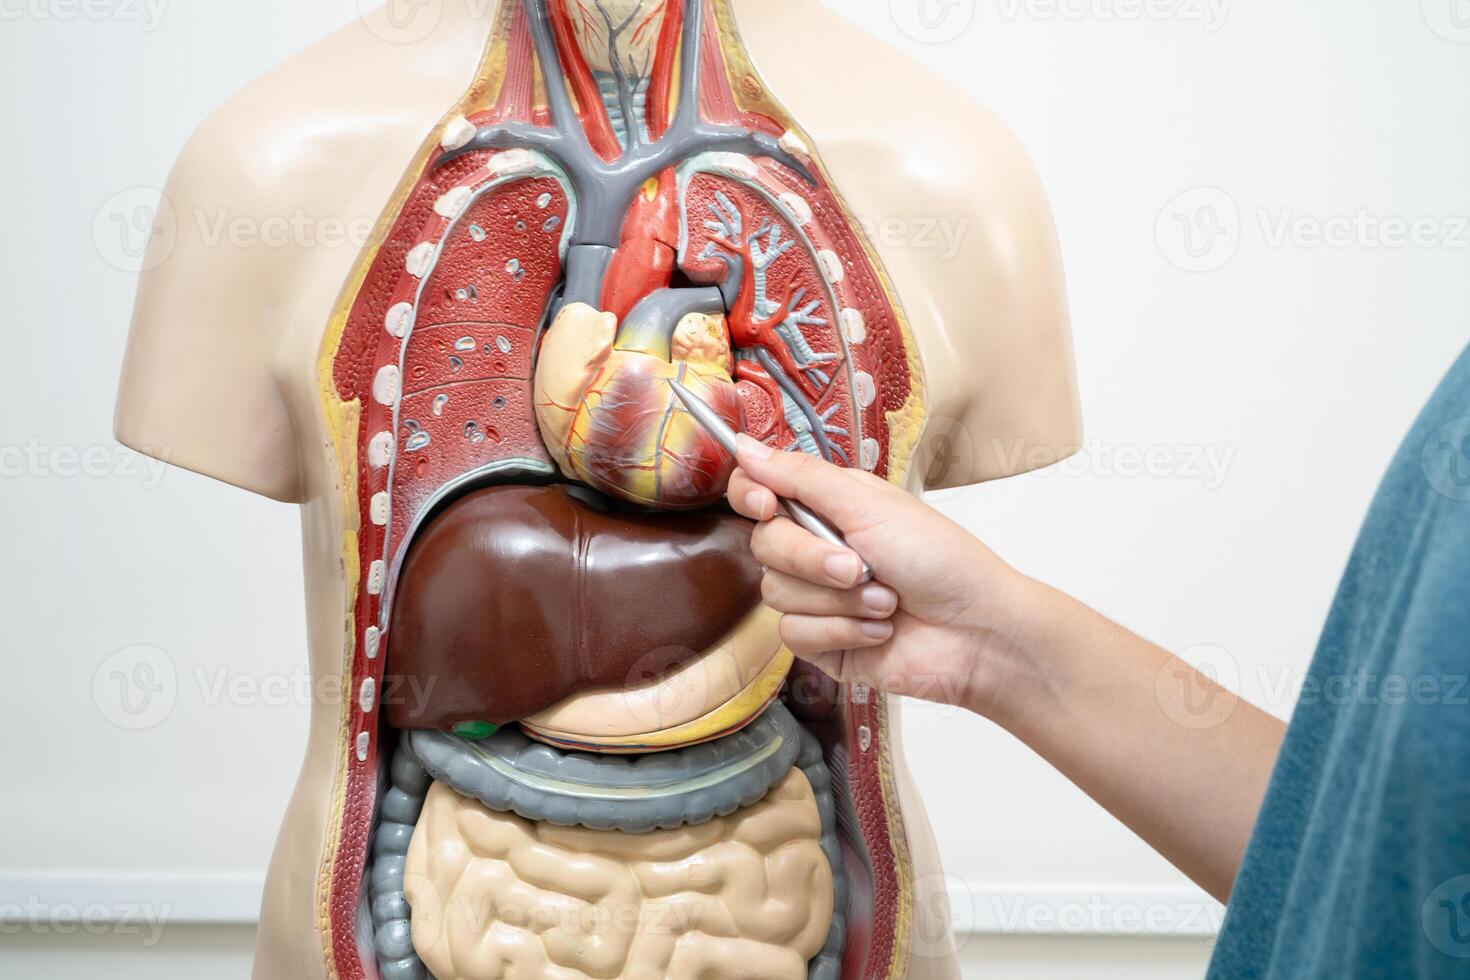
[735,434,892,532]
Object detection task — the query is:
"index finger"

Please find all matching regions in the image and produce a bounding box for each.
[734,434,894,532]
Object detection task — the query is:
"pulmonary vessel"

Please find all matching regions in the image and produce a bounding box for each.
[385,484,762,728]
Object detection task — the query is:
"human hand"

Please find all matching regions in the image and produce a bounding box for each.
[729,435,1034,714]
[732,438,1288,905]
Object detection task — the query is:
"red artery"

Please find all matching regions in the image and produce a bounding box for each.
[599,170,681,323]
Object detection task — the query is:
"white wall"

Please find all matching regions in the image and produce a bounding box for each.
[2,0,1467,977]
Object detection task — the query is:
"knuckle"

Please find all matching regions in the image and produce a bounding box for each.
[796,536,829,569]
[777,615,806,650]
[750,521,775,549]
[815,589,845,616]
[822,619,852,646]
[823,593,855,618]
[790,458,821,492]
[790,450,819,473]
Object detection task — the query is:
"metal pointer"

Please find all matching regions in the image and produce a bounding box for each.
[667,377,875,586]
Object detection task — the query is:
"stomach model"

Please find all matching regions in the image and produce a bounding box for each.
[319,2,929,979]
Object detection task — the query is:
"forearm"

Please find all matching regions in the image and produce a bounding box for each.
[976,576,1287,902]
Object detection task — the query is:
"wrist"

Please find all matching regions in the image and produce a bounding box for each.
[958,568,1077,730]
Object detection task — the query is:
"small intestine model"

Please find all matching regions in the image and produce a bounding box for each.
[441,0,859,510]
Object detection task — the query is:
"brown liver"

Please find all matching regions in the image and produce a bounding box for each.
[384,484,763,729]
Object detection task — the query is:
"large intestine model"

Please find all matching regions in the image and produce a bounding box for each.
[324,1,926,977]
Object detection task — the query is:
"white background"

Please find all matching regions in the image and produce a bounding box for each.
[2,0,1468,977]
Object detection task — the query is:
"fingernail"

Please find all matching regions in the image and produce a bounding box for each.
[744,490,771,519]
[736,433,773,460]
[860,620,894,641]
[824,551,860,585]
[861,584,897,617]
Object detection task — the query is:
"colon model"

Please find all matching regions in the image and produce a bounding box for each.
[322,2,924,979]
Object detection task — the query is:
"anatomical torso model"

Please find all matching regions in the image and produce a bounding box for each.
[115,2,1081,978]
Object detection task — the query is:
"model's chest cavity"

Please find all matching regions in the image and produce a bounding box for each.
[375,157,867,535]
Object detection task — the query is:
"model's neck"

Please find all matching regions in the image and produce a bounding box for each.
[556,0,685,148]
[563,0,674,77]
[438,0,740,36]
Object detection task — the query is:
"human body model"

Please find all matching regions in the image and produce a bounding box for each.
[115,2,1081,977]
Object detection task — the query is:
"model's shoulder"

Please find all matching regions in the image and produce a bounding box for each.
[116,16,490,504]
[750,9,1039,197]
[840,37,1037,189]
[176,15,486,190]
